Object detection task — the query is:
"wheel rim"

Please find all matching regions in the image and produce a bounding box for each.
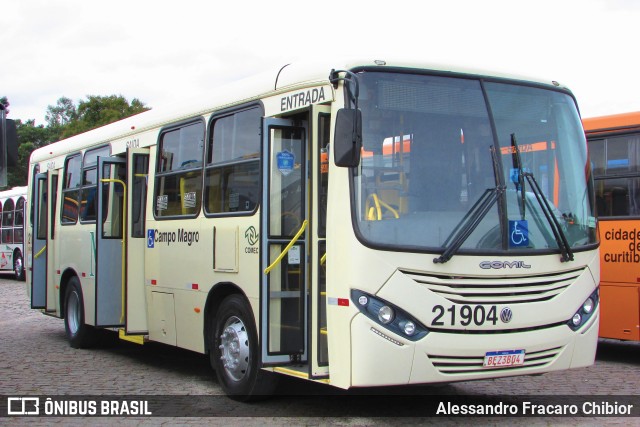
[14,257,23,278]
[67,291,81,335]
[218,315,250,382]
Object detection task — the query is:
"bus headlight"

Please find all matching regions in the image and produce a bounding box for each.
[402,321,417,336]
[567,288,599,331]
[351,289,428,341]
[572,313,582,326]
[582,297,594,314]
[378,306,394,324]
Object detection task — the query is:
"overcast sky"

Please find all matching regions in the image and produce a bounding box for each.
[2,0,639,125]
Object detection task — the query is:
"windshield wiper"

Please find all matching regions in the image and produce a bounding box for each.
[434,146,505,264]
[433,187,502,264]
[511,133,526,220]
[509,134,574,262]
[523,171,574,262]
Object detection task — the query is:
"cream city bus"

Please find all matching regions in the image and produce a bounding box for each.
[0,186,27,280]
[26,59,599,400]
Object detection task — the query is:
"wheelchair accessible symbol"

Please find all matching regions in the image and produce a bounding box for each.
[147,229,155,248]
[509,220,529,247]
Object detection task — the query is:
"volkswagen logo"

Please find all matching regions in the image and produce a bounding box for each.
[500,307,513,323]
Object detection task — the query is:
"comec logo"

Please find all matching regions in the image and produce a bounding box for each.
[479,261,532,269]
[245,226,259,246]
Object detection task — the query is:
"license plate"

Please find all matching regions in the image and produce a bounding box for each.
[483,349,525,368]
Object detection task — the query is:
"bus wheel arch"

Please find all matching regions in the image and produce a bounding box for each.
[59,268,79,317]
[204,285,277,400]
[60,271,98,348]
[203,282,246,354]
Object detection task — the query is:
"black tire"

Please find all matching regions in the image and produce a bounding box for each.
[13,251,24,281]
[211,294,278,401]
[64,277,97,349]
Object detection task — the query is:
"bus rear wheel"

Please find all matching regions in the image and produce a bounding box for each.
[64,277,97,348]
[13,251,24,281]
[211,294,277,401]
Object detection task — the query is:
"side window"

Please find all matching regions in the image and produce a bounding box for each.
[15,197,25,244]
[14,197,24,227]
[318,113,330,237]
[37,179,48,240]
[29,164,40,227]
[100,161,126,239]
[590,134,640,217]
[2,199,13,243]
[62,154,82,224]
[205,107,261,214]
[154,121,204,218]
[50,177,58,240]
[80,146,111,222]
[131,154,149,237]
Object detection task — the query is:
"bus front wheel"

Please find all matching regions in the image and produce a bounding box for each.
[211,294,277,401]
[64,277,97,349]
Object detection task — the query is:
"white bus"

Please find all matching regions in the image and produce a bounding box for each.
[0,186,27,280]
[26,59,600,400]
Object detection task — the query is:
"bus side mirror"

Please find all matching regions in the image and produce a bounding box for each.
[333,108,362,168]
[0,109,18,187]
[5,119,18,167]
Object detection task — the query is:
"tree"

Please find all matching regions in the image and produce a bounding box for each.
[61,95,149,139]
[16,119,52,149]
[1,94,151,188]
[46,96,77,128]
[0,96,9,115]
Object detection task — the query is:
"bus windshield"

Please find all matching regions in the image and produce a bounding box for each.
[353,71,597,255]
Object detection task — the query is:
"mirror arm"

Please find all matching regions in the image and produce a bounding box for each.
[329,69,360,100]
[329,69,361,148]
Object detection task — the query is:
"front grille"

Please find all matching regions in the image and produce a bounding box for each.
[401,268,585,304]
[428,346,563,375]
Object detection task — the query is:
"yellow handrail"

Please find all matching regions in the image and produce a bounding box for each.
[377,197,399,219]
[34,245,47,259]
[372,194,382,220]
[264,220,308,275]
[100,178,127,324]
[366,193,399,220]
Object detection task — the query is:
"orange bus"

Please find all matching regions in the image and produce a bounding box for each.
[583,112,640,341]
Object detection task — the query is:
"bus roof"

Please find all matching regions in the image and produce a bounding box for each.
[29,58,570,164]
[0,186,27,199]
[583,111,640,135]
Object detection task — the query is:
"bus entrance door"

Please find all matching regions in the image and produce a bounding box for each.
[31,170,58,312]
[310,105,331,378]
[95,157,126,326]
[31,173,48,309]
[261,118,309,366]
[125,148,149,334]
